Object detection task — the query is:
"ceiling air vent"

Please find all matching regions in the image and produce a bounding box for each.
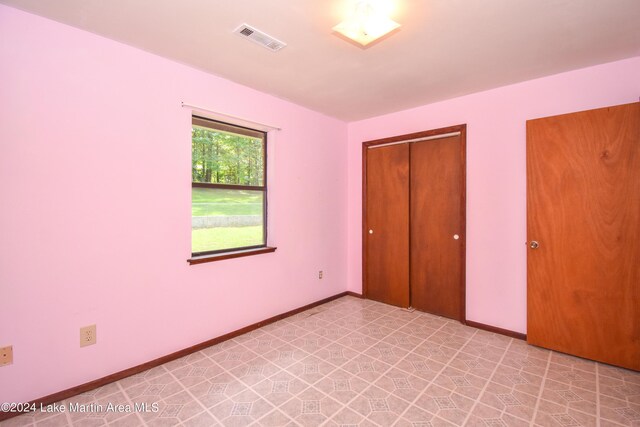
[234,24,287,52]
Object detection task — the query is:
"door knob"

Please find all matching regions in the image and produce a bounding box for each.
[453,234,460,240]
[530,241,539,249]
[368,229,373,234]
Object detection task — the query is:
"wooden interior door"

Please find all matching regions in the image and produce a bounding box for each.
[410,133,466,320]
[364,143,410,307]
[527,102,640,370]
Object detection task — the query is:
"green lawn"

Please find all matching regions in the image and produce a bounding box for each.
[192,188,264,252]
[192,187,262,216]
[192,226,263,253]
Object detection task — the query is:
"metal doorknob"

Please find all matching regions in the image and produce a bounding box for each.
[530,241,539,249]
[369,229,373,234]
[453,234,460,240]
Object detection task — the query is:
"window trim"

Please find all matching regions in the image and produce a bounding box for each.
[188,246,277,265]
[191,116,268,258]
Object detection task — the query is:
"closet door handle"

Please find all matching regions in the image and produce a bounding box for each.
[453,234,459,240]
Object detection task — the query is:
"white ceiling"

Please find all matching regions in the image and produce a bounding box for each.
[2,0,639,121]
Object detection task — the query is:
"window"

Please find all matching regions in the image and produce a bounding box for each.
[191,116,268,258]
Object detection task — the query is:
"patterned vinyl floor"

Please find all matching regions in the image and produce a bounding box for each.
[4,296,640,426]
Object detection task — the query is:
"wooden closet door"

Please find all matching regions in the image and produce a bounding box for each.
[527,102,640,370]
[364,143,410,307]
[410,134,465,320]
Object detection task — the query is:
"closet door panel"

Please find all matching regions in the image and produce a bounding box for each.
[410,135,464,319]
[365,143,410,307]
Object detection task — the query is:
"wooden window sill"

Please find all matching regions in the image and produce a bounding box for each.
[188,247,277,265]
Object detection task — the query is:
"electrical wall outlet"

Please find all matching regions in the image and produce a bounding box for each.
[0,345,13,366]
[80,324,97,347]
[319,270,323,279]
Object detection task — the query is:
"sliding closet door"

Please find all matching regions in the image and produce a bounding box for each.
[364,143,410,307]
[410,134,465,320]
[527,102,640,370]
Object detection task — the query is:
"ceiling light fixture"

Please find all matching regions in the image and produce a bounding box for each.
[333,0,401,47]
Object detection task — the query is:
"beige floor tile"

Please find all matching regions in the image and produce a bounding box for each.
[491,364,544,397]
[117,366,168,390]
[239,336,288,354]
[468,329,512,350]
[210,389,274,426]
[208,345,261,371]
[599,365,640,385]
[324,407,366,426]
[534,398,597,426]
[501,350,549,377]
[599,419,632,427]
[255,409,295,426]
[460,341,508,364]
[335,332,380,352]
[379,330,425,350]
[124,373,186,401]
[268,325,308,342]
[411,314,450,330]
[250,371,310,407]
[466,402,530,427]
[283,355,337,385]
[314,368,370,403]
[412,341,459,365]
[187,373,251,409]
[546,363,598,391]
[508,340,550,361]
[413,384,475,426]
[180,411,219,427]
[550,352,597,374]
[33,413,69,427]
[479,381,538,422]
[279,386,342,426]
[599,394,640,426]
[363,342,407,366]
[356,324,396,341]
[311,343,360,368]
[395,404,456,426]
[259,345,311,370]
[394,353,446,383]
[373,315,413,331]
[331,315,371,330]
[288,333,333,354]
[541,378,598,415]
[431,366,490,400]
[107,413,144,426]
[373,367,431,403]
[350,385,411,426]
[599,369,640,405]
[446,351,498,379]
[171,363,218,389]
[163,391,206,420]
[229,358,282,387]
[397,323,440,340]
[427,331,472,352]
[2,413,37,426]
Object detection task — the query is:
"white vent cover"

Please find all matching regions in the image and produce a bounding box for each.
[234,24,287,52]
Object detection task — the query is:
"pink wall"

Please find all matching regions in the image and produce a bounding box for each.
[347,56,640,334]
[0,5,347,403]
